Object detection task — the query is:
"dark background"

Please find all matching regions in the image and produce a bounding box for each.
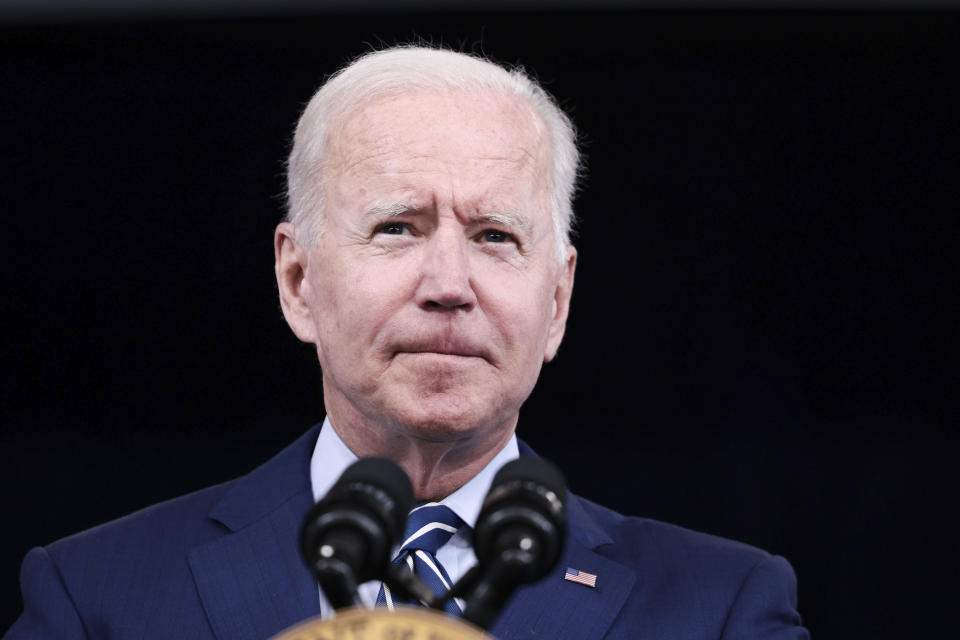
[3,7,958,637]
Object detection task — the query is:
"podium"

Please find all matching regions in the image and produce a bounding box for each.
[271,606,494,640]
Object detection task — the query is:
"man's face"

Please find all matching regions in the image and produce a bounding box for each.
[291,90,575,444]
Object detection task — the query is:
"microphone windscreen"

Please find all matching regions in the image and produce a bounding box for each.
[474,456,568,580]
[330,457,415,540]
[488,457,567,501]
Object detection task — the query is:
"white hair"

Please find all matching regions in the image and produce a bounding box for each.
[285,46,580,260]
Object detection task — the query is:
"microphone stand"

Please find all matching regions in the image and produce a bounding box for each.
[442,530,543,630]
[383,563,443,610]
[312,555,363,610]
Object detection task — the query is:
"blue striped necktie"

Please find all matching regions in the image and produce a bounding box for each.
[375,502,465,615]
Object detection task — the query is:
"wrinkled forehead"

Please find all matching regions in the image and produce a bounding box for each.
[325,89,552,186]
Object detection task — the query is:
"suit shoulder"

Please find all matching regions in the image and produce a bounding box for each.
[567,495,805,637]
[571,493,777,577]
[46,480,231,564]
[12,481,241,638]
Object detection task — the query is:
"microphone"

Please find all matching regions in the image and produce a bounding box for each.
[453,457,567,630]
[300,457,414,609]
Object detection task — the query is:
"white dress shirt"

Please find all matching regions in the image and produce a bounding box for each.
[309,416,519,616]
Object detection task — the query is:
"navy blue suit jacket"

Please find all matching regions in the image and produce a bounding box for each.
[6,425,807,639]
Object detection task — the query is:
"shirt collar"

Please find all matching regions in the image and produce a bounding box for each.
[309,416,519,529]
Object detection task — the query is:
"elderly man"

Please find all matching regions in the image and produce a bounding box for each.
[6,47,807,639]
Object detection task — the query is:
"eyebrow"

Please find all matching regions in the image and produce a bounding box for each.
[475,211,529,230]
[364,202,417,218]
[364,202,530,231]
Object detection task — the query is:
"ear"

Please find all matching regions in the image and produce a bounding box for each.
[274,222,317,343]
[543,245,577,362]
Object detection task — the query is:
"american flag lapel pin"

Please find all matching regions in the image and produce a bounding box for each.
[563,567,598,588]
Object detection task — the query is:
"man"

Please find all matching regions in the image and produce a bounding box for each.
[6,47,807,639]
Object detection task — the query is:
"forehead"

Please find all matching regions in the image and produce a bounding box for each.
[326,90,551,197]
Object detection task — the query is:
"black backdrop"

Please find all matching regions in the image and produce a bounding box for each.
[3,9,958,637]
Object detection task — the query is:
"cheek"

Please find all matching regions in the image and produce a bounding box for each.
[485,274,556,354]
[310,255,412,354]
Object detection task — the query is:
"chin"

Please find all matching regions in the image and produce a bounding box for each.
[386,392,509,443]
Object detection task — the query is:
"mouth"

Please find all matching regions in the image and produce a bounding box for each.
[403,352,484,364]
[401,349,485,360]
[393,338,489,362]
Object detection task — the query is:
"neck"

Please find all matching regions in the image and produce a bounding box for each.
[324,394,516,502]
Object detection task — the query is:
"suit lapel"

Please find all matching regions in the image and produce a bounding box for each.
[492,450,637,640]
[188,426,323,640]
[492,541,635,640]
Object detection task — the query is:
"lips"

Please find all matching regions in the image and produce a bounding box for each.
[392,336,490,360]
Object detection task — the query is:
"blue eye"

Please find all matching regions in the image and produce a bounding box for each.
[378,222,407,235]
[482,229,512,243]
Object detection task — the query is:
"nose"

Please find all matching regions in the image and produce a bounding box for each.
[415,228,478,311]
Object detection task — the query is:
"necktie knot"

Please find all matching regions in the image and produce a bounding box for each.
[376,502,466,614]
[397,503,464,557]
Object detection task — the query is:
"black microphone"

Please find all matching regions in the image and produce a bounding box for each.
[454,457,567,630]
[300,457,414,609]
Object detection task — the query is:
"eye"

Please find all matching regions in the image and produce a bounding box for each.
[480,229,515,244]
[376,221,408,235]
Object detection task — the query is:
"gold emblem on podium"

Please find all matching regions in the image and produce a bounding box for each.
[271,606,494,640]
